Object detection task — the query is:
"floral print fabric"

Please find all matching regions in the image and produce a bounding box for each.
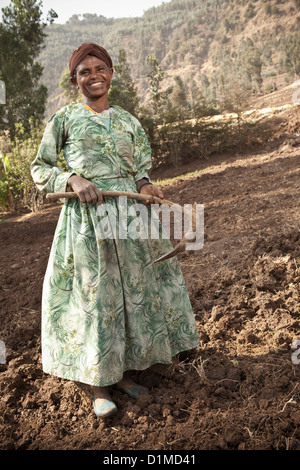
[31,104,199,386]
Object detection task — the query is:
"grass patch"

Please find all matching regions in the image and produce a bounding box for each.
[152,164,218,186]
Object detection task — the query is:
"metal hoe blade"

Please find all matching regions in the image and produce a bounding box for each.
[153,202,197,263]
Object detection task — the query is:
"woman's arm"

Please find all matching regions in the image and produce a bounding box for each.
[31,111,102,205]
[131,117,164,204]
[31,112,75,194]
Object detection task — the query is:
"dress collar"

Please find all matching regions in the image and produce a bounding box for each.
[82,104,114,131]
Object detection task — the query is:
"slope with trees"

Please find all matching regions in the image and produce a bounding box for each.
[40,0,300,117]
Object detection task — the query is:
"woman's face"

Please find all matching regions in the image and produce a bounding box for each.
[72,55,113,100]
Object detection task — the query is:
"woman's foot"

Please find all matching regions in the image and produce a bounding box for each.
[116,376,149,399]
[92,386,117,417]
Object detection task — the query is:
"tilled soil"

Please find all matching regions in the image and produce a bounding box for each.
[0,134,300,450]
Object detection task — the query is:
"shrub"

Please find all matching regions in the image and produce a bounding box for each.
[0,121,45,212]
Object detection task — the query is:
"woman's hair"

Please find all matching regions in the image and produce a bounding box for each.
[69,43,113,80]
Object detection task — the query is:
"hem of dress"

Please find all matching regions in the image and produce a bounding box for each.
[42,341,200,388]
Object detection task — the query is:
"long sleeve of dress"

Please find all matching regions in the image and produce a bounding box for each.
[31,112,75,194]
[131,116,153,184]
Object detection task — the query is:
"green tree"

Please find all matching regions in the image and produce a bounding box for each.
[170,75,188,110]
[145,54,167,118]
[108,49,139,116]
[237,40,263,92]
[281,31,300,77]
[60,69,81,103]
[161,75,191,123]
[189,78,217,118]
[0,0,56,138]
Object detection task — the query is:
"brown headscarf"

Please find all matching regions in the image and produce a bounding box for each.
[69,43,113,78]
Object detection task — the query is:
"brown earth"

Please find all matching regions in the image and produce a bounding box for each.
[0,100,300,451]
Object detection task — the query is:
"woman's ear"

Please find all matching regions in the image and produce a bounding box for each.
[70,76,78,88]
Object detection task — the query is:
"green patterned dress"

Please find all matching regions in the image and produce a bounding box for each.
[31,103,199,387]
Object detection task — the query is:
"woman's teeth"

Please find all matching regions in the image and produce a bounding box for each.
[90,82,104,87]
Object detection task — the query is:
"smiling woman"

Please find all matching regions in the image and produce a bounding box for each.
[30,42,200,420]
[71,56,114,111]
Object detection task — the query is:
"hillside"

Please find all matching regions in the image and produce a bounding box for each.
[40,0,300,118]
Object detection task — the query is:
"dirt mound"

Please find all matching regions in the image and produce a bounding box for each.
[0,141,300,450]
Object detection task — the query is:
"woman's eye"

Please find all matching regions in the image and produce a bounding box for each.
[79,67,105,75]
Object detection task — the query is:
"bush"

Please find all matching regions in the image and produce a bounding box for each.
[147,115,262,170]
[0,121,45,212]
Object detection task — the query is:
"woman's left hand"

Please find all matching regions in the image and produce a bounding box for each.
[140,184,164,205]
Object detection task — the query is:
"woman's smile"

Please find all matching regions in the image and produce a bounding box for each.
[89,80,105,89]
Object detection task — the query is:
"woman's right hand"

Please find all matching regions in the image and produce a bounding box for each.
[67,175,103,205]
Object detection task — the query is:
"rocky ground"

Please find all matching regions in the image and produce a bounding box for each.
[0,94,299,451]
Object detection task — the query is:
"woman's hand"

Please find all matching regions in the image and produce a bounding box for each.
[67,175,103,204]
[140,183,164,205]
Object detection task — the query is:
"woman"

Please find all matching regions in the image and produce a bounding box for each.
[31,43,199,418]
